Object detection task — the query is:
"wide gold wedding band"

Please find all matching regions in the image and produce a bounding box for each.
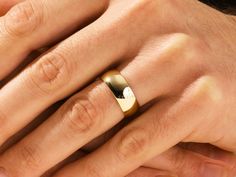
[101,70,139,117]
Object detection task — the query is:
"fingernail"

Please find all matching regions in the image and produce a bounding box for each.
[201,163,228,177]
[0,168,7,177]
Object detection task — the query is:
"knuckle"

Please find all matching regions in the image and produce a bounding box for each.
[3,1,44,37]
[190,76,222,103]
[131,0,158,10]
[134,0,182,18]
[85,164,103,177]
[26,51,72,94]
[177,158,199,175]
[150,112,174,144]
[169,148,204,175]
[152,33,201,71]
[151,114,166,137]
[63,96,99,135]
[169,148,187,170]
[161,0,182,8]
[158,0,185,13]
[154,33,192,64]
[167,33,193,54]
[17,143,41,170]
[115,127,149,161]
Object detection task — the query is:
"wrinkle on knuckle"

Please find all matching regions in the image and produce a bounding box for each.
[85,163,104,177]
[63,96,99,135]
[169,148,187,170]
[3,1,44,37]
[169,148,202,175]
[27,51,71,94]
[18,143,41,170]
[115,127,149,161]
[151,112,173,141]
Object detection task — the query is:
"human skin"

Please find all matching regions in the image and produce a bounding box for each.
[0,0,236,177]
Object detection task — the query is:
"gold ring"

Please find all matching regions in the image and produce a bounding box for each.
[101,70,139,117]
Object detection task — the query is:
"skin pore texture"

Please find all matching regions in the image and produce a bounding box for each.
[0,0,235,177]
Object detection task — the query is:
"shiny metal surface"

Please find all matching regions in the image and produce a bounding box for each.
[101,70,139,117]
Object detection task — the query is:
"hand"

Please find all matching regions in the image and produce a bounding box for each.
[0,0,236,177]
[2,3,232,177]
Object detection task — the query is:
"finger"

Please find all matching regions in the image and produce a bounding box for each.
[145,146,235,177]
[52,146,235,177]
[53,75,223,177]
[126,167,174,177]
[0,80,122,177]
[0,33,200,145]
[0,0,108,79]
[0,0,23,16]
[0,34,199,176]
[179,143,236,170]
[41,150,86,177]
